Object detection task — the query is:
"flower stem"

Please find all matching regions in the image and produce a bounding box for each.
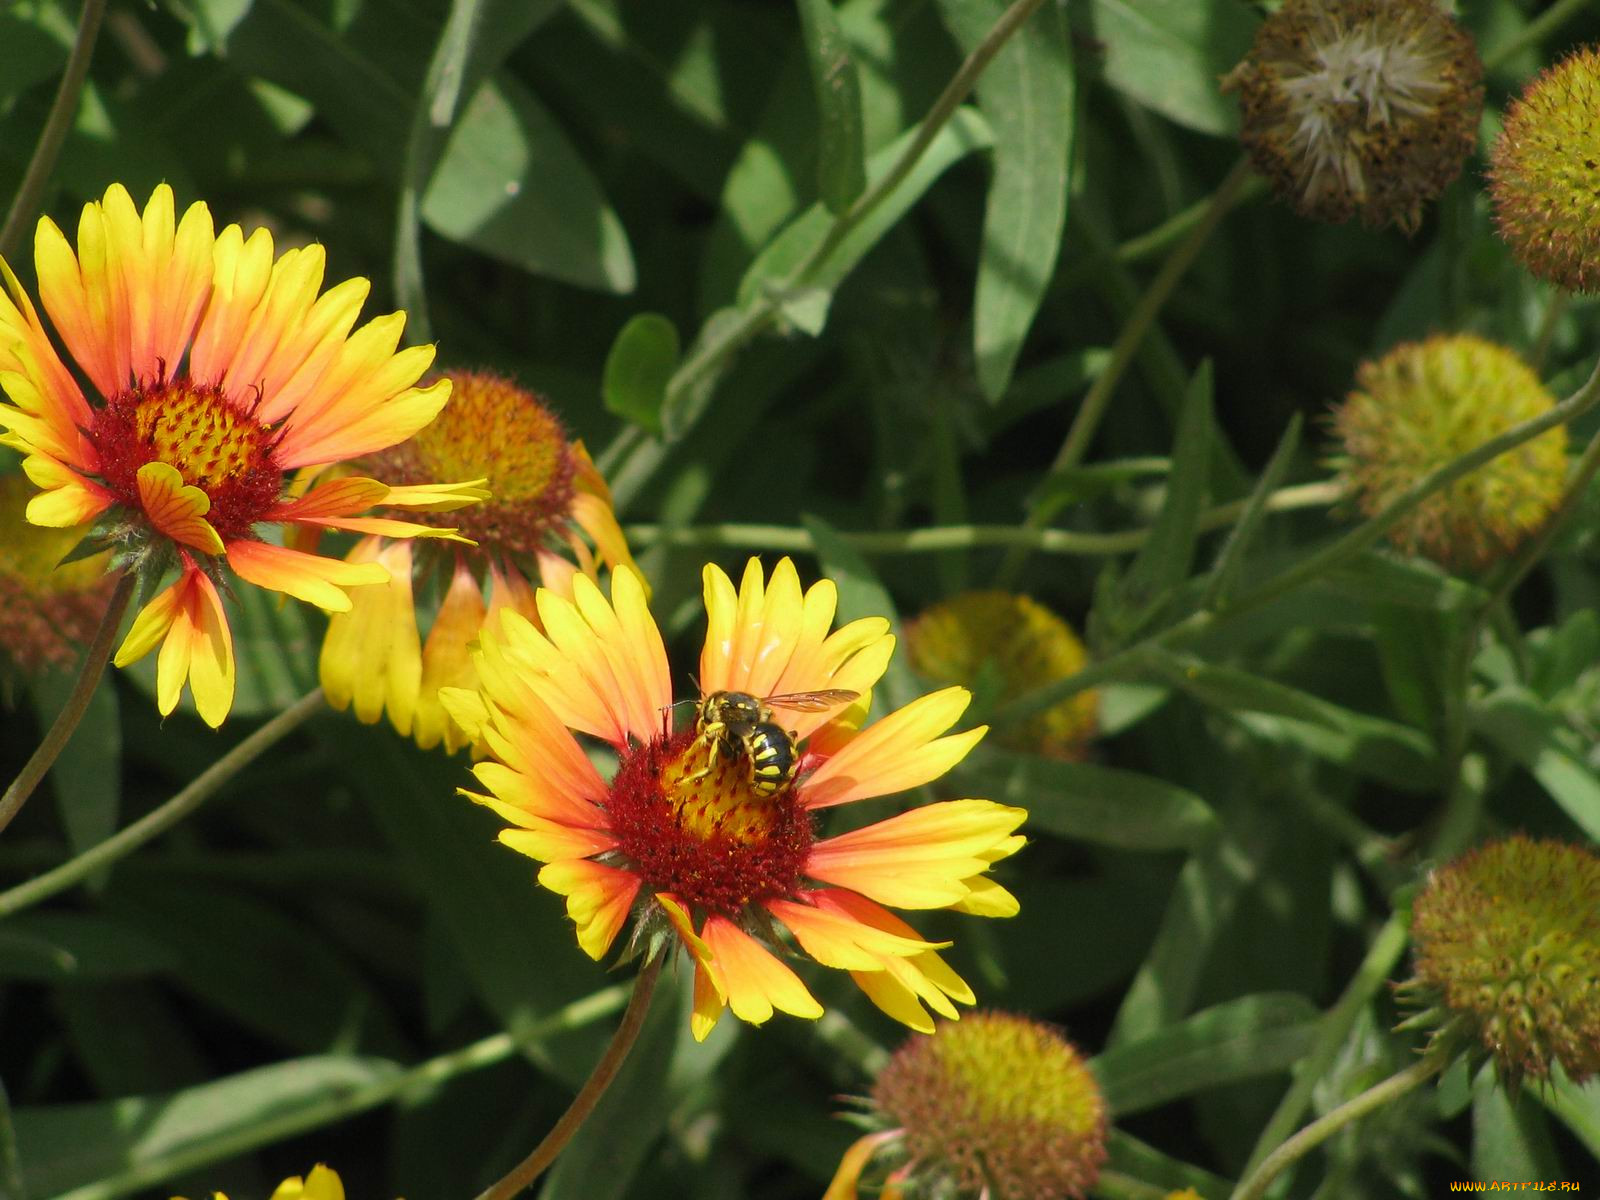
[0,0,108,262]
[998,154,1255,585]
[1483,0,1592,72]
[1238,911,1412,1180]
[623,480,1340,557]
[0,1073,23,1200]
[0,571,134,837]
[0,688,327,917]
[475,951,666,1200]
[1229,1052,1447,1200]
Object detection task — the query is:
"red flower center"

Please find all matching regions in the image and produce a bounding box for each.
[606,730,813,917]
[90,378,283,542]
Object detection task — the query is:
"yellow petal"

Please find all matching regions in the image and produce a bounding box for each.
[701,915,822,1025]
[538,859,639,960]
[136,462,224,555]
[801,687,985,809]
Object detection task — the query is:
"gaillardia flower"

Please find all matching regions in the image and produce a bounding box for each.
[1400,835,1600,1089]
[320,369,635,752]
[906,591,1096,760]
[175,1164,344,1200]
[0,473,115,676]
[1331,335,1567,571]
[823,1012,1108,1200]
[0,183,484,726]
[1489,46,1600,293]
[441,558,1026,1040]
[1222,0,1482,232]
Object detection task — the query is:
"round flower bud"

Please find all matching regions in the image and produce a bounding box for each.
[1222,0,1483,233]
[1331,335,1567,571]
[0,474,115,677]
[906,591,1096,760]
[1490,46,1600,292]
[824,1013,1108,1200]
[1402,835,1600,1088]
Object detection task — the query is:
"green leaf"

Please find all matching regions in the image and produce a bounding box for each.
[343,724,611,1085]
[1472,687,1600,841]
[1153,654,1437,789]
[1202,414,1301,610]
[1104,1130,1232,1198]
[30,674,119,858]
[113,878,406,1054]
[0,7,71,102]
[1090,0,1258,136]
[603,314,680,434]
[1473,1074,1561,1182]
[735,106,993,311]
[1528,609,1600,701]
[394,0,562,332]
[1539,1069,1600,1162]
[176,0,256,54]
[938,0,1075,401]
[0,914,177,981]
[15,1056,402,1197]
[958,746,1218,851]
[1320,551,1486,611]
[795,0,866,215]
[1116,361,1214,624]
[422,73,636,293]
[1094,993,1320,1115]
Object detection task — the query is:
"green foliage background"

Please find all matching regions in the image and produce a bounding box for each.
[1,0,1599,1197]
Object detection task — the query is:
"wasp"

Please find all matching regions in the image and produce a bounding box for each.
[675,689,858,797]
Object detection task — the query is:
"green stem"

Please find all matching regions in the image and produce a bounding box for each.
[1529,289,1570,374]
[998,155,1255,585]
[475,952,665,1200]
[0,572,134,837]
[1483,0,1592,72]
[623,480,1340,558]
[51,984,631,1200]
[992,351,1600,728]
[0,0,108,262]
[0,689,327,917]
[1238,911,1412,1181]
[657,0,1045,442]
[1229,1053,1447,1200]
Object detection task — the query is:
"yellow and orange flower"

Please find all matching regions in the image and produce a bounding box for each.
[0,183,484,726]
[441,557,1026,1040]
[319,369,636,752]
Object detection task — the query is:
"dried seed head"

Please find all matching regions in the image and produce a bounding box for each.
[1332,335,1567,571]
[1489,46,1600,292]
[1223,0,1483,232]
[1402,835,1600,1089]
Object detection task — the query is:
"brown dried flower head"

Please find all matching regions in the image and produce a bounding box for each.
[1223,0,1483,233]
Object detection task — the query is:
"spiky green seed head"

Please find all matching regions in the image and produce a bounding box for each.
[1222,0,1483,233]
[1490,46,1600,293]
[906,591,1096,760]
[1331,335,1567,571]
[1401,835,1600,1090]
[869,1012,1108,1200]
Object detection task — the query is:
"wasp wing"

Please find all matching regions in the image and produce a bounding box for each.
[762,689,860,712]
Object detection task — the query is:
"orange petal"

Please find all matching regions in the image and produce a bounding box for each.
[822,1131,900,1200]
[317,537,420,733]
[801,687,985,809]
[114,567,235,727]
[805,800,1027,909]
[413,557,485,752]
[136,462,224,554]
[538,860,640,960]
[226,538,388,611]
[767,896,949,971]
[700,915,822,1026]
